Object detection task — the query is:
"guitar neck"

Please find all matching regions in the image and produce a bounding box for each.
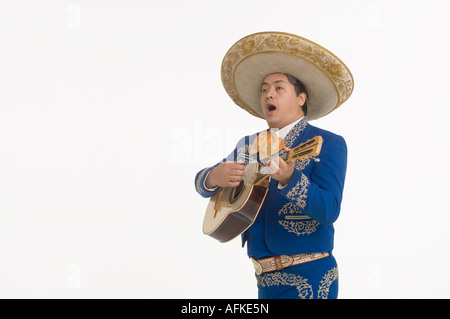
[281,136,323,162]
[254,136,323,185]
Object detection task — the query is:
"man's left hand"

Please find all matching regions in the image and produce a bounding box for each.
[266,147,295,187]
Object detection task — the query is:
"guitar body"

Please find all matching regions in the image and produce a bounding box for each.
[202,136,323,243]
[202,163,269,243]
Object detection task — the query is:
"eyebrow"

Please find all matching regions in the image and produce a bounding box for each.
[261,80,286,86]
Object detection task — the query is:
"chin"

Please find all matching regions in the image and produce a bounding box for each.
[266,118,281,129]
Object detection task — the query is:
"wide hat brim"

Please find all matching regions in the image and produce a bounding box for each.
[221,32,354,121]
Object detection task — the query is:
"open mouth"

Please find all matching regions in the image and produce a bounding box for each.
[267,103,277,114]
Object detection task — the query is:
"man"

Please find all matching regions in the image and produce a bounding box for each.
[195,32,354,299]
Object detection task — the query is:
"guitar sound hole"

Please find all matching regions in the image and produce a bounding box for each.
[229,180,245,205]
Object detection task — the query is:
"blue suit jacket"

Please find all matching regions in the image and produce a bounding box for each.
[195,118,347,257]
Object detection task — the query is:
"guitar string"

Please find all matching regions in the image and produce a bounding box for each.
[230,139,318,202]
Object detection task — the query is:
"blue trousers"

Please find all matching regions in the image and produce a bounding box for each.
[255,254,338,299]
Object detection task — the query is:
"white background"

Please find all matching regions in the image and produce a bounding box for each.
[0,0,449,298]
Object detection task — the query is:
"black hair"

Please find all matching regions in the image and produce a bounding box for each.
[283,73,308,116]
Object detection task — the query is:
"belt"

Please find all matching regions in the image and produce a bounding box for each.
[251,252,330,275]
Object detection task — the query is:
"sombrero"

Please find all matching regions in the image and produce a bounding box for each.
[221,31,354,121]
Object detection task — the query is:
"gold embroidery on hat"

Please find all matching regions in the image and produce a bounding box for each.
[222,32,354,119]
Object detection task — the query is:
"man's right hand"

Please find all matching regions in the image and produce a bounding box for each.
[205,162,245,188]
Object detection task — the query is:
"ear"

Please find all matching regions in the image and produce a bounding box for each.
[297,92,306,107]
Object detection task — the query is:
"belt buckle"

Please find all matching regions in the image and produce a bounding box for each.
[251,257,263,275]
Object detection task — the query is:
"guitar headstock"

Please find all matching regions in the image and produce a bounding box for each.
[286,136,323,162]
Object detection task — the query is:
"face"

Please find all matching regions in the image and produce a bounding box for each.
[260,73,306,129]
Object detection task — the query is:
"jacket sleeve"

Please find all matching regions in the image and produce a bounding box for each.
[278,134,347,225]
[194,135,253,198]
[194,164,221,198]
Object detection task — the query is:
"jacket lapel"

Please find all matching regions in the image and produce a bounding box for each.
[283,117,309,148]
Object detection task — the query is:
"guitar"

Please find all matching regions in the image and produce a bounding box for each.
[202,135,323,243]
